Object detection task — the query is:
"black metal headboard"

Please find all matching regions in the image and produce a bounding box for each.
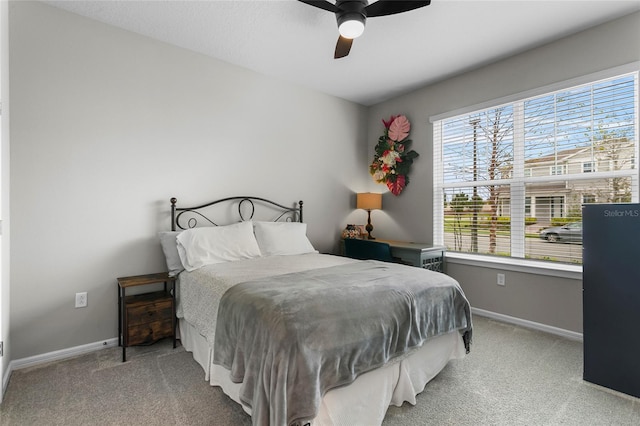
[170,196,303,231]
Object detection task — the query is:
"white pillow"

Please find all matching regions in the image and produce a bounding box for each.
[253,221,317,256]
[176,221,261,271]
[158,231,184,276]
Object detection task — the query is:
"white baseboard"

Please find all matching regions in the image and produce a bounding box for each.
[472,307,583,342]
[3,337,119,397]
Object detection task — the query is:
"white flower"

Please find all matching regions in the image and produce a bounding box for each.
[381,150,400,166]
[373,170,386,182]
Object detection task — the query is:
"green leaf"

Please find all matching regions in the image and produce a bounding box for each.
[396,163,410,175]
[405,150,419,161]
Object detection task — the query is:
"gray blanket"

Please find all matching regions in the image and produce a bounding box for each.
[213,260,472,426]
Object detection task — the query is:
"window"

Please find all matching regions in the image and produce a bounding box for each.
[583,161,596,173]
[551,165,566,176]
[433,69,638,265]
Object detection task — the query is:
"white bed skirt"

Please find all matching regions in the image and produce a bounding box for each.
[179,318,466,426]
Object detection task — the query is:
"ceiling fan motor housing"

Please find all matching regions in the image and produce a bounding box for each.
[298,0,432,58]
[336,0,368,38]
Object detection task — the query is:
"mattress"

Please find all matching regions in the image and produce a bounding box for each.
[180,318,466,426]
[176,253,469,425]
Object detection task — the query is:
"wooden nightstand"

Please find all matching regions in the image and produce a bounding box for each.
[117,272,177,362]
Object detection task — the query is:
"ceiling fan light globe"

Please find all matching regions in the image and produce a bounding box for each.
[338,19,365,38]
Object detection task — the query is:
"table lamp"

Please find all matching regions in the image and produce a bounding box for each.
[357,192,382,239]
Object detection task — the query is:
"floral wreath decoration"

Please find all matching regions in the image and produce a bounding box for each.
[369,115,419,196]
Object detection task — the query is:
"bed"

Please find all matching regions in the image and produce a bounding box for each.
[160,196,472,426]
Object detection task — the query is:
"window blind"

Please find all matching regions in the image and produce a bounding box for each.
[433,71,638,265]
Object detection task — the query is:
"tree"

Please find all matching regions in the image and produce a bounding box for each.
[470,119,480,253]
[595,136,633,202]
[470,194,484,252]
[475,108,514,254]
[450,192,469,251]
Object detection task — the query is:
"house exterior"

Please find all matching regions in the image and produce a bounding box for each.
[497,138,635,224]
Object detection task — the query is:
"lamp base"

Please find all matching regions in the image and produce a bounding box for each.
[366,211,375,239]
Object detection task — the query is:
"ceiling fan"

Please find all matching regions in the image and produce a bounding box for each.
[298,0,431,59]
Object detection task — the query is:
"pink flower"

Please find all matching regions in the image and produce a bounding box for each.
[382,115,398,129]
[388,115,410,142]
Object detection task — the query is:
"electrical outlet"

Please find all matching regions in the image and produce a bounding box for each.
[75,292,88,308]
[497,273,506,286]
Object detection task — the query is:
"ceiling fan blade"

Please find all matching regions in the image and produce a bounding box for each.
[365,0,431,17]
[334,36,353,59]
[297,0,339,13]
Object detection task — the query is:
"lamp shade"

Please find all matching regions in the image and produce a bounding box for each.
[357,193,382,211]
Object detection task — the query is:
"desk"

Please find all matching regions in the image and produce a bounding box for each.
[378,240,446,272]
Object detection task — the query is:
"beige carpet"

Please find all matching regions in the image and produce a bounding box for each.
[1,316,638,425]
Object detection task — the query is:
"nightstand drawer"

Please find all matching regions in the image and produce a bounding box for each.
[117,273,177,362]
[127,319,173,346]
[126,299,173,326]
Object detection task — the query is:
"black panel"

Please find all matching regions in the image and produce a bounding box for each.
[583,203,640,398]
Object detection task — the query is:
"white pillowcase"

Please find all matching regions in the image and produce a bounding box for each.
[253,221,317,256]
[176,221,262,271]
[158,231,184,276]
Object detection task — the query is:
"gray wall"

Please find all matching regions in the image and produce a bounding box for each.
[367,11,640,333]
[1,0,11,385]
[8,1,368,360]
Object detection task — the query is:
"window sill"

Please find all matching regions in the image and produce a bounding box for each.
[446,252,582,280]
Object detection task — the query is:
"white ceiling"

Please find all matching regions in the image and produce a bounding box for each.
[43,0,640,106]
